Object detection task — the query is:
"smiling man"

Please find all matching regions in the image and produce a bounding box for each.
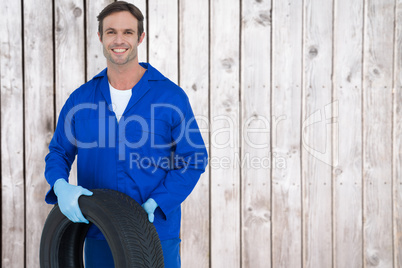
[44,1,208,267]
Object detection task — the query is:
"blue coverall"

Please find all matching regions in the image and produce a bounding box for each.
[44,63,208,267]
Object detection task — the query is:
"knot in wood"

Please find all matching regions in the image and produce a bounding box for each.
[73,7,82,17]
[308,46,318,57]
[366,253,380,266]
[222,99,232,112]
[221,58,234,73]
[334,168,343,175]
[255,12,271,26]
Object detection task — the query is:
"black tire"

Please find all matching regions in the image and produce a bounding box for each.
[40,189,164,267]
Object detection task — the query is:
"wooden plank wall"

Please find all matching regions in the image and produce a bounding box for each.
[0,0,401,267]
[1,1,25,267]
[271,0,302,267]
[179,0,210,266]
[333,0,363,267]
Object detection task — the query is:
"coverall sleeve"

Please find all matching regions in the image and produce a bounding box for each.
[149,98,208,220]
[44,96,77,204]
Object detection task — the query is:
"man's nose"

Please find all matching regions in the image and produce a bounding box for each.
[114,33,124,44]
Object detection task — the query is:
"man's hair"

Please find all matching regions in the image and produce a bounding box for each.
[97,1,144,41]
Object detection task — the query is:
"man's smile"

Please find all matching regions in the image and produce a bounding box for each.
[112,48,128,54]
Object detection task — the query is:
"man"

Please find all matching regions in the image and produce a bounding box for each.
[44,1,208,267]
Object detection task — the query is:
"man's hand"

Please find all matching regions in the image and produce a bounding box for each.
[141,198,158,223]
[53,179,93,224]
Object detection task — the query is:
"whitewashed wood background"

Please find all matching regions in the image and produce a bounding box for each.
[1,0,401,267]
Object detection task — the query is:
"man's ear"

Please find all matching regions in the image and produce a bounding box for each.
[98,32,102,43]
[138,32,146,45]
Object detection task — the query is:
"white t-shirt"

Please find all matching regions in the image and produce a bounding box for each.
[109,82,132,122]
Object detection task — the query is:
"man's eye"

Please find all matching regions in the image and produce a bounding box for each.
[125,31,133,35]
[106,31,114,34]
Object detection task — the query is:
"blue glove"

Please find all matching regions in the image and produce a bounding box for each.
[53,178,93,224]
[141,198,158,223]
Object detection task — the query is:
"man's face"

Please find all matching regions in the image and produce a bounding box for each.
[98,11,144,66]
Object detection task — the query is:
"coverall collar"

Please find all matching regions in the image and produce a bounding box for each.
[93,63,167,114]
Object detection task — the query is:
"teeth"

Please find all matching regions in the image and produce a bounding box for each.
[113,49,126,53]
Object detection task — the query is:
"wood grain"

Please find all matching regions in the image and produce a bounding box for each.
[0,1,25,267]
[241,0,272,267]
[86,0,114,79]
[55,0,86,186]
[332,0,364,267]
[55,0,85,114]
[363,0,394,267]
[394,1,402,267]
[179,0,210,267]
[23,0,54,267]
[302,0,334,267]
[210,0,241,267]
[148,0,178,83]
[271,0,303,267]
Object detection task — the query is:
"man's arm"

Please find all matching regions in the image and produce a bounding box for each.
[146,98,208,220]
[44,96,78,204]
[44,96,92,224]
